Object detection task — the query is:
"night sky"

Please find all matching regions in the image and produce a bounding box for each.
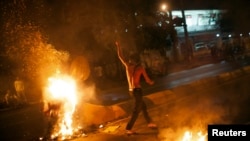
[0,0,249,87]
[0,0,249,61]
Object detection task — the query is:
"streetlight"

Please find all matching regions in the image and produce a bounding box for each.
[180,0,193,62]
[160,3,179,62]
[161,3,167,11]
[160,3,172,20]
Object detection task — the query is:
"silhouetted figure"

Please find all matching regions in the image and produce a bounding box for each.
[14,77,27,104]
[115,41,157,135]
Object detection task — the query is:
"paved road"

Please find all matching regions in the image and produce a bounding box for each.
[72,71,250,141]
[93,60,249,105]
[0,103,46,141]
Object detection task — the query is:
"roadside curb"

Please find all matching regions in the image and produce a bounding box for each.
[79,90,175,127]
[79,65,250,127]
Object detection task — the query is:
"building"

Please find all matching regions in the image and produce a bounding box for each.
[172,9,226,44]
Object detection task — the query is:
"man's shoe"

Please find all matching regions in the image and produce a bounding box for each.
[148,123,157,128]
[126,130,137,135]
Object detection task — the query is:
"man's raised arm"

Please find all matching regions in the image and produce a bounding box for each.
[115,41,127,66]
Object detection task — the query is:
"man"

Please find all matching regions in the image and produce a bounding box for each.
[115,41,157,135]
[14,77,27,104]
[4,89,18,106]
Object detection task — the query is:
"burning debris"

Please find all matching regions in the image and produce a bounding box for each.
[181,130,207,141]
[42,72,87,140]
[158,127,207,141]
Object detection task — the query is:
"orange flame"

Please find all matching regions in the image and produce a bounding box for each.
[44,72,78,139]
[181,130,207,141]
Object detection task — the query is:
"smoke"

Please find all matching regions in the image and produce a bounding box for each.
[42,0,159,63]
[45,0,132,60]
[0,0,159,83]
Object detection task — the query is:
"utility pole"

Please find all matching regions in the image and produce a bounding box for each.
[169,11,179,62]
[180,0,193,61]
[161,2,179,62]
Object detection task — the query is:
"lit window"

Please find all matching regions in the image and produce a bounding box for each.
[186,15,192,26]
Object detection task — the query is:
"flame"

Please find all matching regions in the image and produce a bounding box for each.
[44,72,78,139]
[181,130,207,141]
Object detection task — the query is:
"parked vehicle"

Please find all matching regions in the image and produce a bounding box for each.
[194,42,208,51]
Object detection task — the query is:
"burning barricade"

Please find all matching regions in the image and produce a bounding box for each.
[42,72,85,140]
[41,56,90,140]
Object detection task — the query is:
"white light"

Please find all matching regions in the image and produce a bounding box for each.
[240,34,242,37]
[45,74,78,138]
[161,4,167,11]
[137,24,143,28]
[216,34,220,37]
[228,34,231,38]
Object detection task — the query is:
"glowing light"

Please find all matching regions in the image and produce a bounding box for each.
[182,131,192,141]
[181,130,207,141]
[45,73,78,139]
[161,4,168,11]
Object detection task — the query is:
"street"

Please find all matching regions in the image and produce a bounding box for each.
[0,62,250,141]
[73,70,250,141]
[94,59,249,105]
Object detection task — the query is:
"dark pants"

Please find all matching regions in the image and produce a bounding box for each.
[126,88,152,130]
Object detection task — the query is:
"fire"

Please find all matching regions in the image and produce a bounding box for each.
[181,130,207,141]
[44,72,78,140]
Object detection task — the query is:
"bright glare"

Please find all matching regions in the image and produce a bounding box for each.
[161,4,168,11]
[45,73,78,139]
[48,76,77,104]
[181,130,207,141]
[182,131,192,141]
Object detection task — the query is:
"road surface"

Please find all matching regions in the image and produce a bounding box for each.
[94,60,249,105]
